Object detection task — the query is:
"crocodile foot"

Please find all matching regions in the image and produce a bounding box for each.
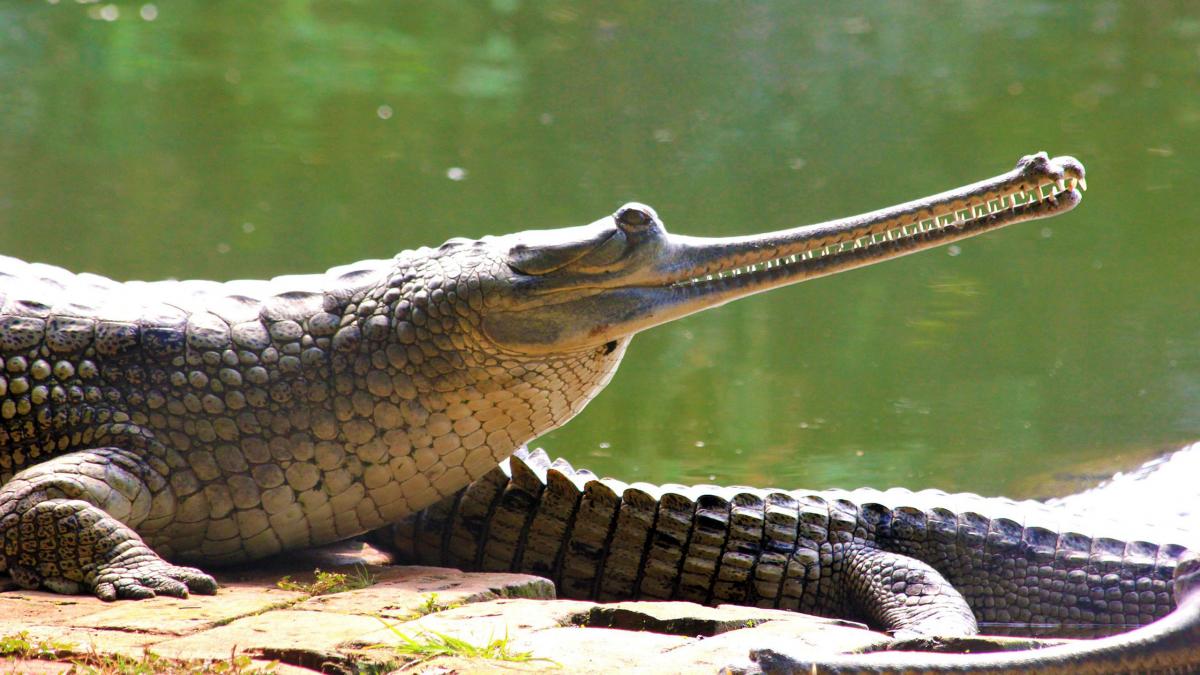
[90,546,218,601]
[10,544,219,601]
[0,453,220,601]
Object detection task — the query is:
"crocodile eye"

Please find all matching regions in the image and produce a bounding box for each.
[614,203,659,232]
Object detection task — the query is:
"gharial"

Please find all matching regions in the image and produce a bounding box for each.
[7,153,1192,672]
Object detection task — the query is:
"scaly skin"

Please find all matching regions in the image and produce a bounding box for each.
[376,448,1200,674]
[0,153,1084,601]
[378,448,1183,632]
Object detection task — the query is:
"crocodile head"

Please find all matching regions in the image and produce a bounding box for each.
[474,152,1085,355]
[357,152,1084,489]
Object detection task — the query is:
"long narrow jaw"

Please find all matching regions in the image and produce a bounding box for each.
[483,152,1086,353]
[659,152,1084,306]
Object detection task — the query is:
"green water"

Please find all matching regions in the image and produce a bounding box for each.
[2,2,1198,497]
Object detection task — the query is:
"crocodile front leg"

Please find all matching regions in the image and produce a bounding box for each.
[0,447,216,600]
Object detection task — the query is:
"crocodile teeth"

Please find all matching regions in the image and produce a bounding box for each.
[672,174,1084,288]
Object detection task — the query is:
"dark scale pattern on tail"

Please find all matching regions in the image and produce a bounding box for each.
[375,448,1186,637]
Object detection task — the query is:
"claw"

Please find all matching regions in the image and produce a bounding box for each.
[114,579,157,600]
[173,565,219,595]
[142,574,190,598]
[94,581,118,602]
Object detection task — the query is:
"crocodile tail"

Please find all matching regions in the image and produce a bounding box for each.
[754,550,1200,674]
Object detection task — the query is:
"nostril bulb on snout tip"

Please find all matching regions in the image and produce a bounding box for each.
[615,203,658,230]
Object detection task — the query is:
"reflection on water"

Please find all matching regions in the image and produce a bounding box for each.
[1,2,1198,495]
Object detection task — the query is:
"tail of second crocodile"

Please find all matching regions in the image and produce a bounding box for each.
[753,552,1200,674]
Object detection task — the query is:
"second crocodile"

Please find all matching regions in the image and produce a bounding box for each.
[376,447,1200,674]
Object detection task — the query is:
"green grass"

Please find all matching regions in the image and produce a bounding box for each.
[413,592,461,617]
[0,633,276,674]
[374,621,554,667]
[0,631,73,660]
[276,565,376,596]
[350,660,402,675]
[67,650,275,674]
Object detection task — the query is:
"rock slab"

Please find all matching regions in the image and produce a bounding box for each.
[0,540,1067,674]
